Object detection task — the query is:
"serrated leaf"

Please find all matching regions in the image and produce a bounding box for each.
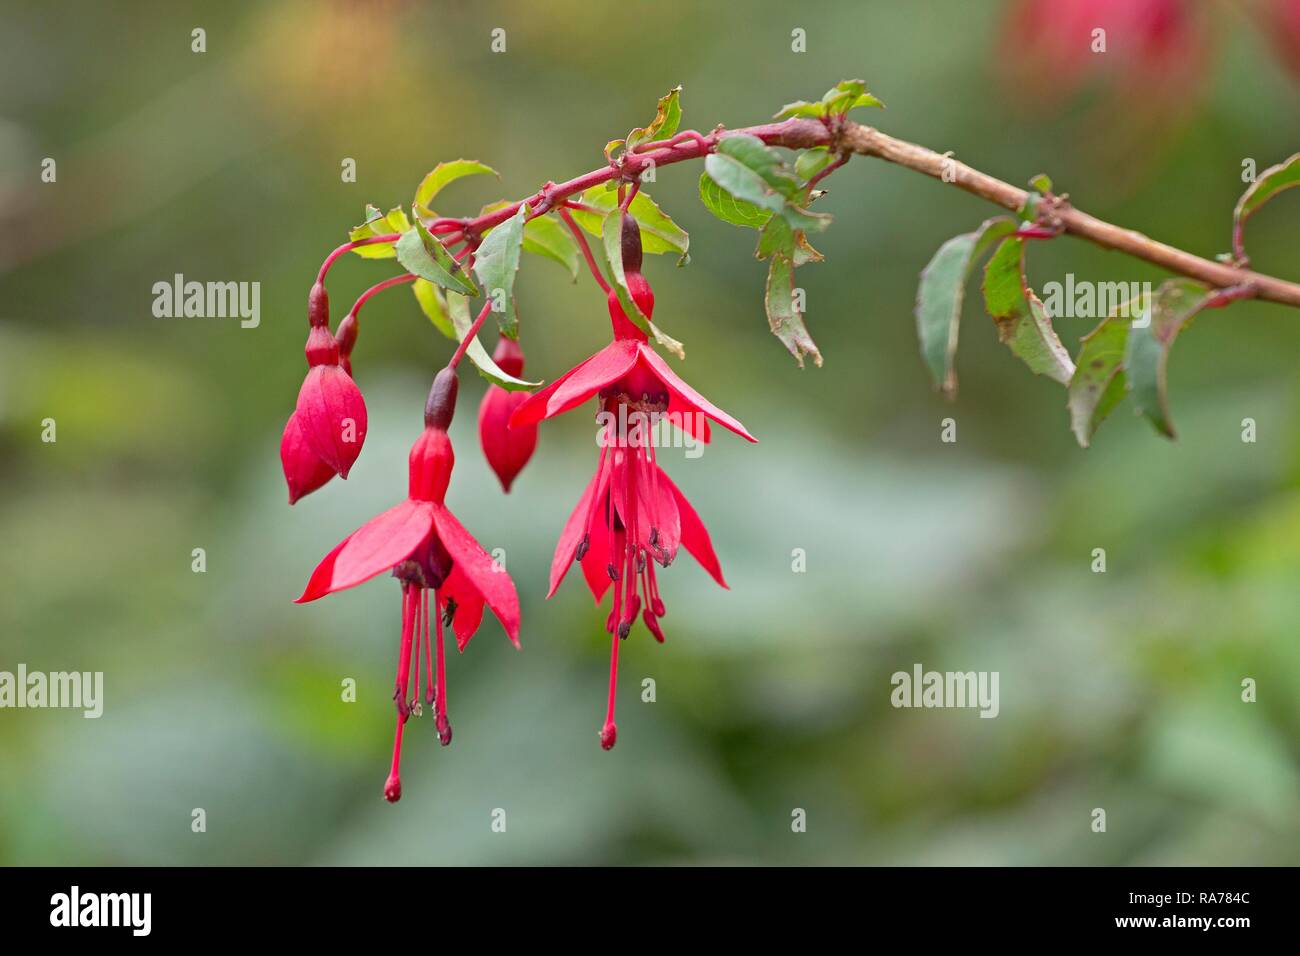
[395,211,478,296]
[412,278,456,340]
[444,291,540,391]
[1233,153,1300,259]
[625,86,682,153]
[773,100,826,120]
[471,204,527,338]
[1124,278,1212,439]
[765,253,821,368]
[698,172,773,229]
[518,214,579,279]
[348,205,409,259]
[914,217,1017,395]
[600,208,685,359]
[981,237,1074,384]
[566,187,688,257]
[1067,297,1144,447]
[413,160,498,218]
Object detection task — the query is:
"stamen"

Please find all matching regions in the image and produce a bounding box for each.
[423,587,434,707]
[434,588,452,746]
[411,588,423,716]
[601,616,619,751]
[386,583,418,803]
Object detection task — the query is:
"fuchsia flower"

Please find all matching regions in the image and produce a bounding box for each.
[296,368,521,802]
[478,335,539,492]
[511,276,755,749]
[280,282,368,503]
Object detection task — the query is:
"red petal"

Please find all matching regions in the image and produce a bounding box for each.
[656,469,727,588]
[667,394,711,444]
[637,345,757,443]
[294,499,434,602]
[431,506,521,645]
[280,411,336,504]
[548,465,606,598]
[542,340,639,420]
[296,365,369,477]
[442,565,486,651]
[580,523,614,604]
[509,356,592,429]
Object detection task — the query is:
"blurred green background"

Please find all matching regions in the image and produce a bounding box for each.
[2,0,1299,865]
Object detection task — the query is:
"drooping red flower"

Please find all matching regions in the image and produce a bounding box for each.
[280,410,337,504]
[478,335,539,492]
[511,287,753,749]
[297,283,368,476]
[296,368,521,802]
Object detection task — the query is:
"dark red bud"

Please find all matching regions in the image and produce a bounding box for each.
[308,282,330,328]
[336,311,358,357]
[424,367,459,430]
[620,211,643,275]
[478,337,538,493]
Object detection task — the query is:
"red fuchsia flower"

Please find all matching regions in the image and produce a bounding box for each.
[296,368,521,802]
[510,274,755,750]
[478,335,539,492]
[280,282,369,503]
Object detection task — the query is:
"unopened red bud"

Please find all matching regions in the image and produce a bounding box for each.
[620,211,643,275]
[280,411,336,504]
[308,282,330,328]
[478,336,538,493]
[424,367,459,430]
[336,311,358,357]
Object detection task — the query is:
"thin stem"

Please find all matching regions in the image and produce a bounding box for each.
[806,153,848,193]
[447,300,493,369]
[559,208,612,294]
[317,235,400,284]
[350,273,417,316]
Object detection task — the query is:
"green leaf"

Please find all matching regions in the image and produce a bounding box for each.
[1124,278,1212,439]
[624,86,682,153]
[914,217,1017,395]
[395,210,478,296]
[698,172,773,229]
[795,147,835,182]
[1029,172,1053,193]
[412,278,456,340]
[471,204,528,338]
[348,205,409,259]
[1067,297,1144,448]
[981,237,1074,384]
[600,208,685,359]
[1233,153,1300,259]
[521,214,580,279]
[413,160,498,218]
[443,291,541,391]
[765,252,820,368]
[774,79,885,119]
[710,134,802,202]
[566,187,689,258]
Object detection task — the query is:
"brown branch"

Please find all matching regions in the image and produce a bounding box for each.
[411,117,1300,309]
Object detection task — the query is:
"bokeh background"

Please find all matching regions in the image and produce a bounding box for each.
[2,0,1299,865]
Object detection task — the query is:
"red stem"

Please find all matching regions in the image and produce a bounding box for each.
[351,273,418,316]
[448,300,494,369]
[559,208,612,294]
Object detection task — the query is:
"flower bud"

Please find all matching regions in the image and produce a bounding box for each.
[280,411,337,504]
[620,212,655,318]
[295,341,368,477]
[424,367,459,430]
[478,337,539,492]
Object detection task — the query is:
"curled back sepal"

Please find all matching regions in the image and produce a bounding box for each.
[479,336,539,493]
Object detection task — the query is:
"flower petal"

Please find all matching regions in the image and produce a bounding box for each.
[441,566,486,651]
[548,465,607,598]
[509,355,592,429]
[280,411,337,504]
[580,522,614,604]
[431,505,521,645]
[296,365,369,476]
[656,469,727,588]
[295,499,434,602]
[542,340,639,420]
[637,345,757,443]
[667,395,712,444]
